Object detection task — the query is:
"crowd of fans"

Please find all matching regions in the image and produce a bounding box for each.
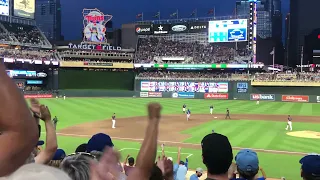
[1,21,47,46]
[1,58,320,180]
[136,71,320,82]
[0,49,56,61]
[135,37,252,64]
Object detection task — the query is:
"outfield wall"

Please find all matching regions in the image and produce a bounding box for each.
[56,80,320,103]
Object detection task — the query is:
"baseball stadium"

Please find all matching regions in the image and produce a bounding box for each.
[1,1,320,180]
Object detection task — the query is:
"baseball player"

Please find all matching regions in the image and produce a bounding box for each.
[63,94,66,100]
[182,104,186,113]
[210,105,214,114]
[285,115,292,131]
[256,98,260,105]
[186,109,191,121]
[112,113,116,129]
[225,108,231,119]
[52,116,58,130]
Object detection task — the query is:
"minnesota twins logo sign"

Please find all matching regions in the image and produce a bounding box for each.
[83,8,112,43]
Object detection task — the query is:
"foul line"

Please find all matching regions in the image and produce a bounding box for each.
[119,148,193,158]
[52,132,309,155]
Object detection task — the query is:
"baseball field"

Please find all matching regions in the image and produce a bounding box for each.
[37,97,320,180]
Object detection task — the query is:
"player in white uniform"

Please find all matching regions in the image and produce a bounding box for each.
[210,105,214,114]
[256,98,260,105]
[112,113,116,129]
[285,115,292,131]
[63,94,66,100]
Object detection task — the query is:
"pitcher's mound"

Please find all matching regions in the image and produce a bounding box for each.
[287,131,320,139]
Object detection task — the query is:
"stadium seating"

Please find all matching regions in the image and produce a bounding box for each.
[135,37,252,64]
[0,49,56,61]
[1,21,47,46]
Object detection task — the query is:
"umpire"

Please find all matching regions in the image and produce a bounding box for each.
[225,108,231,119]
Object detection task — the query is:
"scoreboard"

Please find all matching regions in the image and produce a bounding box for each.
[208,19,247,43]
[141,81,228,93]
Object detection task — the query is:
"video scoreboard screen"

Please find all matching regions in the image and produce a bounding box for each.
[141,81,228,93]
[208,19,247,43]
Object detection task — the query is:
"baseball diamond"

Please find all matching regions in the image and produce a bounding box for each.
[37,98,320,180]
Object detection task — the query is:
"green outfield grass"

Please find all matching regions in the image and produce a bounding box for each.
[36,98,320,180]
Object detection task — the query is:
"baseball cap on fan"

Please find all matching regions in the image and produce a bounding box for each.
[86,133,114,152]
[201,133,233,174]
[235,149,259,172]
[300,154,320,176]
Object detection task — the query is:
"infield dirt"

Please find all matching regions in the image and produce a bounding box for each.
[59,114,319,155]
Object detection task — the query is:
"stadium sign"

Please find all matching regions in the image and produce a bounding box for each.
[250,94,275,101]
[135,25,152,35]
[171,24,188,33]
[83,8,112,43]
[282,95,309,102]
[177,92,195,98]
[153,24,170,34]
[68,43,122,51]
[188,22,208,33]
[204,93,228,99]
[237,82,248,93]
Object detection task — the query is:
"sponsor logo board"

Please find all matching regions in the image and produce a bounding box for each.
[204,93,228,99]
[172,92,178,98]
[140,92,149,97]
[237,82,248,93]
[250,94,275,101]
[153,24,170,34]
[135,25,152,35]
[282,95,309,102]
[24,94,53,99]
[188,22,208,33]
[171,24,188,33]
[148,92,162,97]
[177,92,195,98]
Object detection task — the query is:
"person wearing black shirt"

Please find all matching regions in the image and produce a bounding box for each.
[112,113,116,129]
[182,104,186,113]
[225,108,231,119]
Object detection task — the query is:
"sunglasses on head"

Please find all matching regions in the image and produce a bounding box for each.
[66,152,96,159]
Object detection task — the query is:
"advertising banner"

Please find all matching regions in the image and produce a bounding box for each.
[148,92,162,97]
[140,81,228,93]
[14,0,35,19]
[172,92,194,98]
[250,94,275,101]
[204,93,228,99]
[153,24,170,34]
[135,25,152,35]
[170,24,189,34]
[24,94,53,99]
[188,22,208,33]
[282,95,309,102]
[140,92,148,97]
[237,82,248,93]
[59,61,133,69]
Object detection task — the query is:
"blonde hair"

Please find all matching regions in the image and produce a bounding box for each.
[48,160,63,168]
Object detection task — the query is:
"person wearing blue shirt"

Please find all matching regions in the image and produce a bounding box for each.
[186,109,191,121]
[231,149,266,180]
[173,147,187,180]
[189,168,203,180]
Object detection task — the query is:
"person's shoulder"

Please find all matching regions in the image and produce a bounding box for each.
[256,177,266,180]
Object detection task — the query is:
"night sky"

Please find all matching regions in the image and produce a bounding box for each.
[61,0,290,40]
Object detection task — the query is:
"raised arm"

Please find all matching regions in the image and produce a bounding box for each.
[0,63,38,176]
[123,154,130,165]
[35,105,58,164]
[176,147,181,164]
[127,103,162,180]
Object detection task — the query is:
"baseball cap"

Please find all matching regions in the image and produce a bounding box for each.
[179,161,185,165]
[167,157,173,161]
[235,149,259,172]
[86,133,114,152]
[201,133,233,174]
[196,167,204,173]
[299,154,320,175]
[37,140,45,146]
[75,143,87,153]
[52,149,66,160]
